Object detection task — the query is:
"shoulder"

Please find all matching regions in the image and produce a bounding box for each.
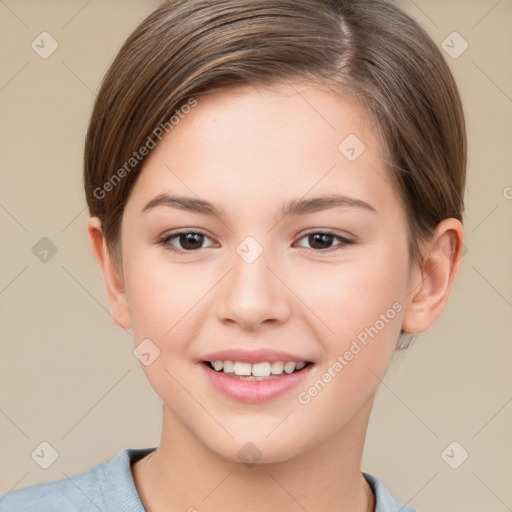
[0,464,103,512]
[363,472,417,512]
[0,447,156,512]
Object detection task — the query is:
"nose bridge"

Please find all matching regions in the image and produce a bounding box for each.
[217,237,289,328]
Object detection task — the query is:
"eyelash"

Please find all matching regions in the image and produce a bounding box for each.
[157,229,355,255]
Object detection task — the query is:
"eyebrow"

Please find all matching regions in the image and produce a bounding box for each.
[140,192,377,217]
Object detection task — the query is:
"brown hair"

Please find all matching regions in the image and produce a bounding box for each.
[84,0,466,288]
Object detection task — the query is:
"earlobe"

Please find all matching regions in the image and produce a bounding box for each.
[87,217,132,329]
[402,218,464,335]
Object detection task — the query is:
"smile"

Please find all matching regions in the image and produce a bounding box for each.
[204,360,308,379]
[200,360,313,403]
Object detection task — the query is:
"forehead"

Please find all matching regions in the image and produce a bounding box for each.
[126,81,399,219]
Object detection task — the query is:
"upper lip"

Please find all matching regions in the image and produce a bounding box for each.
[200,348,313,364]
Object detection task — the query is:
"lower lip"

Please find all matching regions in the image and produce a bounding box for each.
[200,363,313,403]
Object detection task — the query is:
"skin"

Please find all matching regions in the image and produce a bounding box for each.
[88,80,464,512]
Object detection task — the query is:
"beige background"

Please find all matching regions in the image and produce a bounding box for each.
[0,1,511,510]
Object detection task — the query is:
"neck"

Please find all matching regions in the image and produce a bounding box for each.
[132,394,376,512]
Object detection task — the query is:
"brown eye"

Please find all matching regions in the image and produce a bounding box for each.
[159,231,216,253]
[295,231,354,252]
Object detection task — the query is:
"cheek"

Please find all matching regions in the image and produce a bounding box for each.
[123,255,205,405]
[309,254,406,348]
[123,242,204,340]
[294,255,407,433]
[126,269,178,340]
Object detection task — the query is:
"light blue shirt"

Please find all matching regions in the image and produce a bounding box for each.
[0,447,416,511]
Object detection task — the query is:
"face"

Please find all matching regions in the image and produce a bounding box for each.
[118,81,412,463]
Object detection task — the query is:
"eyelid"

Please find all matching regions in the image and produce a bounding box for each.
[296,228,354,240]
[161,227,211,238]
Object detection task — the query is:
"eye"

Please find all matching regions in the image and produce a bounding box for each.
[158,229,354,255]
[295,231,354,252]
[158,230,217,253]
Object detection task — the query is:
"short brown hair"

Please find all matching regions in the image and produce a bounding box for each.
[84,0,466,277]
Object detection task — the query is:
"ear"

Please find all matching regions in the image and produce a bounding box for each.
[87,217,132,329]
[402,218,464,335]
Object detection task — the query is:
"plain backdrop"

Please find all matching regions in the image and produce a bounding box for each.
[0,1,511,511]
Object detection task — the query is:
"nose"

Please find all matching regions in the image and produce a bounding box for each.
[216,247,291,331]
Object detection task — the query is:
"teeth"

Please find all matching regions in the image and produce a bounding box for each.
[223,360,235,373]
[208,359,308,377]
[270,361,284,375]
[234,361,252,376]
[212,360,223,371]
[252,362,271,377]
[283,362,296,374]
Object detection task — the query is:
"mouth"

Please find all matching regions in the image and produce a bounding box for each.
[202,359,312,380]
[200,358,314,403]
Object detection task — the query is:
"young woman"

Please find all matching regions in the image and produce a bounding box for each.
[1,0,466,510]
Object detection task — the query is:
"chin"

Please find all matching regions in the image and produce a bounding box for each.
[203,434,308,467]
